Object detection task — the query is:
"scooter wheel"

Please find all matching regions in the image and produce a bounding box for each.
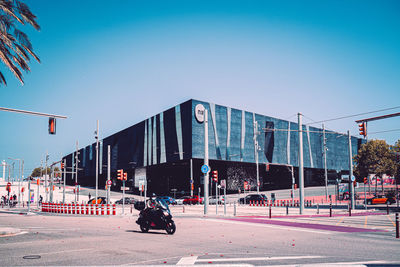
[140,222,150,233]
[166,221,176,235]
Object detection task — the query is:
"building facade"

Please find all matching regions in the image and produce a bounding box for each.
[63,99,363,196]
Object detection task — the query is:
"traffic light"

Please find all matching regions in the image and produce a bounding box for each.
[61,162,64,169]
[48,117,56,135]
[117,169,123,180]
[266,164,270,172]
[212,170,218,182]
[358,122,367,137]
[123,172,127,181]
[363,177,367,184]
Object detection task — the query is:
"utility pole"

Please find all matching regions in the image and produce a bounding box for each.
[45,152,49,203]
[75,141,79,203]
[323,124,328,201]
[298,113,305,214]
[348,131,355,210]
[253,119,260,194]
[95,120,99,203]
[63,159,66,203]
[107,145,111,205]
[204,109,209,215]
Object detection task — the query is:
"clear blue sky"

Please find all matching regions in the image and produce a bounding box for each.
[1,0,399,178]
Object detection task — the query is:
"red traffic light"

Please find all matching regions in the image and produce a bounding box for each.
[123,172,127,181]
[358,122,367,137]
[117,169,123,180]
[363,177,367,184]
[49,117,56,135]
[61,163,64,169]
[212,170,218,182]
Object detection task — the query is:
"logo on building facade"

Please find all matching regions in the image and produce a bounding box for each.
[195,104,205,123]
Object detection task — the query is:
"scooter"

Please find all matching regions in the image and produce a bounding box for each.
[135,199,176,235]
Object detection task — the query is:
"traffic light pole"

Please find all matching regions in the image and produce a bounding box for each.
[348,131,355,210]
[95,120,99,205]
[63,159,66,203]
[107,145,111,205]
[323,124,328,201]
[298,113,305,214]
[204,110,209,215]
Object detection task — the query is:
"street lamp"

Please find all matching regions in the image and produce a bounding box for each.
[8,157,21,207]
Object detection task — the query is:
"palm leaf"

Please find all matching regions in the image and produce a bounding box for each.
[16,1,40,30]
[21,43,39,63]
[0,71,7,85]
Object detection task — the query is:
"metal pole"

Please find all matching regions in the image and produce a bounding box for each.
[18,160,21,207]
[190,159,193,197]
[215,181,218,215]
[50,165,53,203]
[107,145,111,205]
[122,180,125,214]
[45,153,48,203]
[254,120,260,194]
[323,124,328,201]
[38,160,42,208]
[224,186,226,215]
[95,120,99,204]
[348,131,355,210]
[298,113,305,214]
[27,176,30,213]
[291,166,294,205]
[63,159,66,203]
[75,141,79,203]
[204,109,209,215]
[364,180,367,210]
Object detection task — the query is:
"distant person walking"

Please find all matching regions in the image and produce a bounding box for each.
[88,193,91,200]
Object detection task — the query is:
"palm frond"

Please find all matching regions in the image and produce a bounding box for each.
[14,28,31,49]
[0,71,7,85]
[16,1,40,30]
[0,47,23,84]
[0,0,23,24]
[0,14,14,31]
[21,43,39,63]
[14,43,29,61]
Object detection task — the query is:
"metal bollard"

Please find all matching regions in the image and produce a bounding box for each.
[233,202,236,216]
[286,205,289,215]
[396,213,399,239]
[387,203,389,215]
[183,205,185,213]
[317,204,319,215]
[349,207,352,217]
[269,205,272,219]
[329,203,332,217]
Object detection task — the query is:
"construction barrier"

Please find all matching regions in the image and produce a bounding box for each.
[96,204,99,215]
[112,204,116,215]
[91,204,94,215]
[86,204,89,215]
[101,204,105,215]
[107,204,110,215]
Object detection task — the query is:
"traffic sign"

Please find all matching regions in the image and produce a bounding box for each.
[220,179,226,189]
[201,165,209,174]
[351,176,355,182]
[107,180,112,186]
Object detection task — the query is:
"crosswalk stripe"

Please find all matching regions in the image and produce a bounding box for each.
[176,256,198,265]
[196,256,325,263]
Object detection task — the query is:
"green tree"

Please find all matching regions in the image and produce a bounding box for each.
[31,166,60,177]
[0,0,40,85]
[392,139,400,181]
[354,139,397,194]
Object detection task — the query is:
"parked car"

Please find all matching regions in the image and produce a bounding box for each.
[176,196,191,205]
[366,195,396,205]
[239,194,268,204]
[88,197,107,205]
[183,195,203,205]
[156,196,176,205]
[209,196,224,205]
[115,197,137,205]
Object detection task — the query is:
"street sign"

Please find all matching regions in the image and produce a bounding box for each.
[351,175,355,182]
[201,164,209,174]
[220,179,226,189]
[107,180,112,186]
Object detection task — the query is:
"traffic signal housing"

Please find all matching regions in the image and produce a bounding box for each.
[61,163,64,169]
[123,172,127,181]
[358,122,367,137]
[212,170,218,182]
[49,118,56,135]
[117,169,123,180]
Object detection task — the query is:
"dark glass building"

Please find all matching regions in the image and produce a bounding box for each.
[62,99,363,196]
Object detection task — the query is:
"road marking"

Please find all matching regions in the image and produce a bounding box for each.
[196,255,325,263]
[202,218,331,235]
[386,215,396,227]
[364,216,368,228]
[27,248,94,256]
[176,256,198,265]
[270,260,396,266]
[335,217,344,225]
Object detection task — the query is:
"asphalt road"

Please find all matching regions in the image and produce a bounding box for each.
[1,211,400,266]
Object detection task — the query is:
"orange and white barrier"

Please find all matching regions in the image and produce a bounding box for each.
[41,202,116,216]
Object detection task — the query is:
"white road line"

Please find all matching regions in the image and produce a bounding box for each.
[196,255,325,263]
[268,260,396,267]
[26,248,94,256]
[202,218,332,235]
[176,256,198,265]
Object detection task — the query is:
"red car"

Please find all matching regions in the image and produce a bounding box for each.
[183,195,203,205]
